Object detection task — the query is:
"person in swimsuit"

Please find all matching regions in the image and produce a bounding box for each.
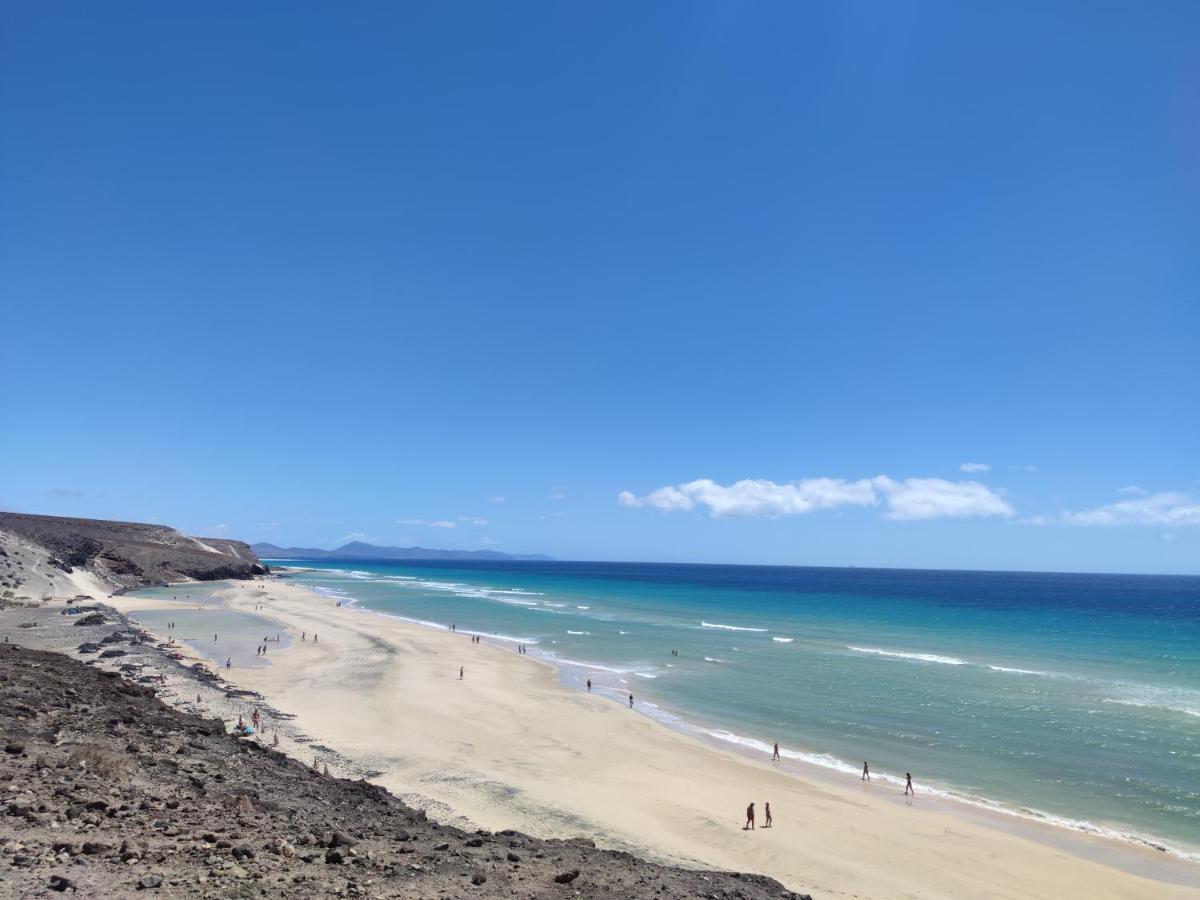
[744,802,755,830]
[905,772,914,795]
[764,801,773,828]
[773,742,781,761]
[862,761,870,781]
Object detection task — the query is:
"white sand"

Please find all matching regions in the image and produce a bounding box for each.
[110,577,1200,900]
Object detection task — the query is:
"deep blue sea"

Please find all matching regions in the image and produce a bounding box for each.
[270,559,1200,859]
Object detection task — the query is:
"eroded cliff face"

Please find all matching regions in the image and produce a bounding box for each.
[0,512,267,597]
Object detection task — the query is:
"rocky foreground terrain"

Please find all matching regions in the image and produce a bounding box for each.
[0,512,267,597]
[0,640,809,899]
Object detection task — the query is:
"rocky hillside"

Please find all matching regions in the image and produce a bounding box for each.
[0,639,810,899]
[0,512,267,597]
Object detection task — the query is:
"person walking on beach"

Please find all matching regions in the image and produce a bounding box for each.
[302,631,305,641]
[773,742,781,762]
[252,709,261,730]
[586,679,592,692]
[214,633,218,642]
[744,802,755,830]
[764,801,773,828]
[905,772,914,795]
[459,666,464,680]
[226,657,231,668]
[314,634,318,643]
[862,761,870,781]
[629,693,634,708]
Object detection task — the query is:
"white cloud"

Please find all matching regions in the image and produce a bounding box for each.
[458,516,489,526]
[49,488,88,498]
[489,496,506,504]
[1116,485,1147,496]
[1020,514,1054,526]
[1059,492,1200,527]
[872,477,1014,521]
[959,462,990,473]
[620,478,877,518]
[619,475,1013,522]
[548,490,567,501]
[396,518,457,528]
[618,486,694,512]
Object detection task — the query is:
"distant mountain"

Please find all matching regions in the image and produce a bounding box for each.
[252,541,553,562]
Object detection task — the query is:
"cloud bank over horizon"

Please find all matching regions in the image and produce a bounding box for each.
[1057,492,1200,527]
[618,476,1014,522]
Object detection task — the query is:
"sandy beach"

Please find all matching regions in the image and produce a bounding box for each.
[109,576,1200,900]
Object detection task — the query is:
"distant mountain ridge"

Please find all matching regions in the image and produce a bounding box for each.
[253,540,552,562]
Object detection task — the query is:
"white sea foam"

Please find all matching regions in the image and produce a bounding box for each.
[576,605,590,610]
[634,672,658,679]
[542,602,566,607]
[771,636,794,643]
[701,621,767,632]
[988,665,1048,676]
[378,613,448,631]
[1103,698,1200,718]
[618,630,629,635]
[566,630,590,635]
[847,646,967,666]
[704,657,724,663]
[551,658,641,675]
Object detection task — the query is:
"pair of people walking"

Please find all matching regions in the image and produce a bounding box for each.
[862,761,915,794]
[744,801,773,829]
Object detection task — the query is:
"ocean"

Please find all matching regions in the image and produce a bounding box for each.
[267,559,1200,861]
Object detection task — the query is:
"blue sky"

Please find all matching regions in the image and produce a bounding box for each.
[2,2,1197,573]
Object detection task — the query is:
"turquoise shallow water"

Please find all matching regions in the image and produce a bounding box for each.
[269,559,1200,860]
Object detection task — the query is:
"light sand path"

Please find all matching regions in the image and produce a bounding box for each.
[112,578,1200,900]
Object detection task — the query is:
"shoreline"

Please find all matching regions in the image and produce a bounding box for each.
[287,565,1200,871]
[112,574,1200,899]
